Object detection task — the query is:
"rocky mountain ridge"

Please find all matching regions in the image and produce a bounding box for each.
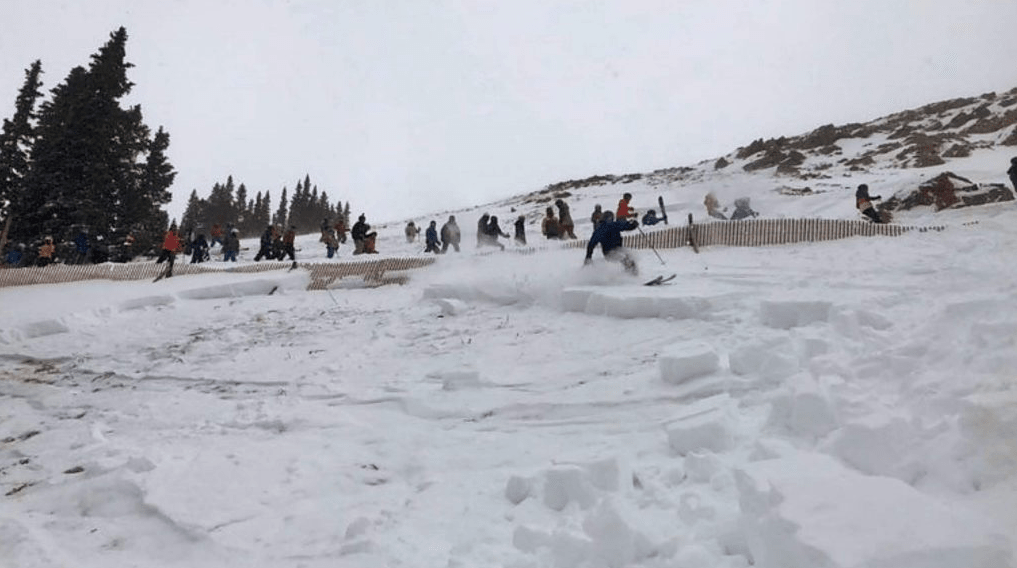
[523,86,1017,205]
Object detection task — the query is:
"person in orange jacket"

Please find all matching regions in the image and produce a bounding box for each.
[616,192,637,220]
[156,224,182,277]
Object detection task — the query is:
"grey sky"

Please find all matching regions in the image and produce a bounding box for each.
[4,0,1017,224]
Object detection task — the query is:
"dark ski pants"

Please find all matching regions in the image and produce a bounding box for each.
[861,207,882,223]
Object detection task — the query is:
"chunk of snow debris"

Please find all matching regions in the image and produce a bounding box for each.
[735,452,1012,568]
[760,299,831,329]
[427,370,483,391]
[825,416,915,477]
[542,467,597,511]
[729,341,799,379]
[505,475,532,505]
[667,413,733,456]
[433,297,468,316]
[659,343,720,384]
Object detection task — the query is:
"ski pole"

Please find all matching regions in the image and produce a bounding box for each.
[635,225,666,265]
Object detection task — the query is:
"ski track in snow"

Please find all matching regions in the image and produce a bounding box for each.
[1,205,1017,567]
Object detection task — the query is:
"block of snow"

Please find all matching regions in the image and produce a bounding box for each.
[543,467,597,511]
[432,297,468,316]
[729,341,799,379]
[429,370,483,391]
[561,287,712,320]
[505,475,532,505]
[659,343,720,384]
[760,299,831,329]
[767,379,839,440]
[826,416,914,477]
[665,396,734,456]
[16,319,70,339]
[735,452,1012,568]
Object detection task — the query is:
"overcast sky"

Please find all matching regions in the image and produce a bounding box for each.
[4,0,1017,224]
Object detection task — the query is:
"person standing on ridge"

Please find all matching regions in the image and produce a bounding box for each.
[514,215,527,246]
[440,215,461,253]
[424,220,441,253]
[555,198,577,239]
[590,204,604,230]
[616,193,637,220]
[855,184,883,223]
[541,207,561,240]
[485,215,510,251]
[1007,157,1017,192]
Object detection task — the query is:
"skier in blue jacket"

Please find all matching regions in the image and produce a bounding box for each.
[584,211,639,274]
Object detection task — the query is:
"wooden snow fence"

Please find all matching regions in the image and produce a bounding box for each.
[0,257,437,290]
[562,218,944,251]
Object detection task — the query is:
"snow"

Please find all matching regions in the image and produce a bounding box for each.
[2,150,1017,567]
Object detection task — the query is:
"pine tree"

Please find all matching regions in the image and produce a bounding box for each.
[10,27,174,257]
[0,60,43,227]
[234,183,247,230]
[180,189,204,230]
[274,186,288,227]
[132,126,175,254]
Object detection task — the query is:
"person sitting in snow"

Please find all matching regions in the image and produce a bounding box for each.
[855,184,883,223]
[731,197,759,221]
[642,209,663,226]
[583,211,639,275]
[352,214,377,254]
[704,192,728,220]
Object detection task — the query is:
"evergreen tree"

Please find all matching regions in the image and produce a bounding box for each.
[180,189,205,230]
[234,183,247,229]
[10,27,173,258]
[257,190,271,229]
[131,126,175,254]
[274,186,288,227]
[0,60,43,225]
[206,176,235,228]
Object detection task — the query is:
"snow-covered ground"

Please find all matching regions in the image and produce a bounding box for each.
[2,146,1017,567]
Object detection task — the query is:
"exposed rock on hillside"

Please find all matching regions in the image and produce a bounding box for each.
[881,172,1015,213]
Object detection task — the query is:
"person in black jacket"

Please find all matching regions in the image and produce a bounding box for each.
[254,226,274,261]
[485,215,510,251]
[1007,157,1017,192]
[855,184,883,223]
[513,215,526,246]
[424,220,441,253]
[584,211,639,274]
[351,214,377,254]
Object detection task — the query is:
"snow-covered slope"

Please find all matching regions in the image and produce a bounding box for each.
[2,87,1016,568]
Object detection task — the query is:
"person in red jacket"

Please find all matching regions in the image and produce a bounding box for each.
[616,192,637,220]
[156,224,182,277]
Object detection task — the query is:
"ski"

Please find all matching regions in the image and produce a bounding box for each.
[687,213,700,254]
[658,196,668,225]
[644,273,676,286]
[152,264,172,282]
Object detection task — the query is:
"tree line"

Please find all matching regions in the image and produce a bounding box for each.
[0,27,352,265]
[179,173,350,239]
